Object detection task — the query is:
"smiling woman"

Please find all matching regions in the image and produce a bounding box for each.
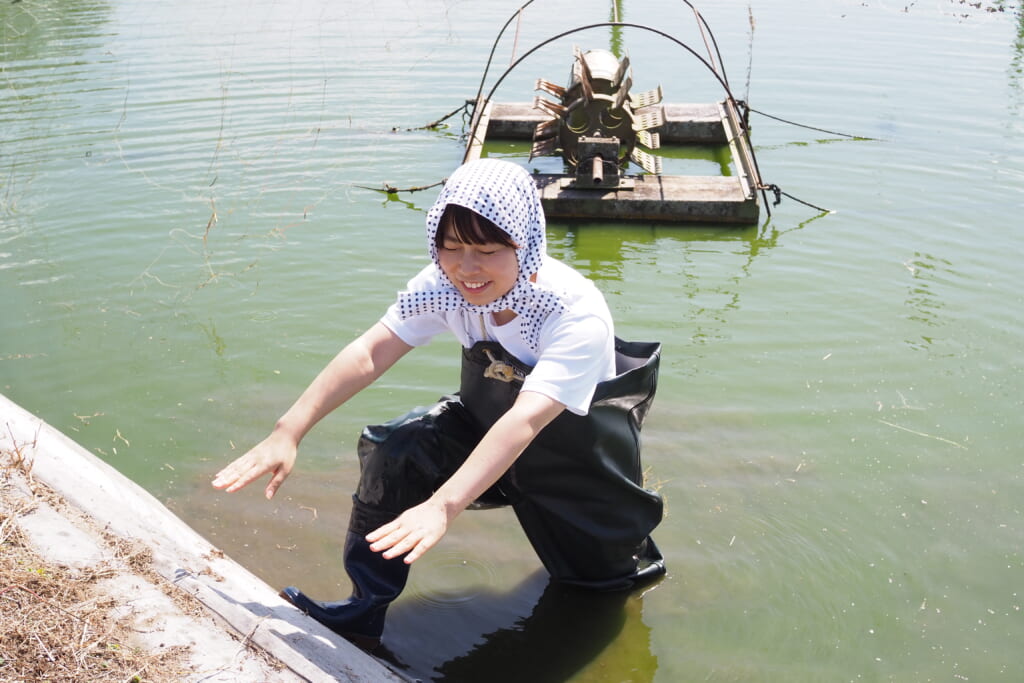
[213,158,666,650]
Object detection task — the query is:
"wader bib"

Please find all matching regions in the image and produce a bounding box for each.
[282,338,665,644]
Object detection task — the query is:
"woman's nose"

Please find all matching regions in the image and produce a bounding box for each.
[457,250,480,272]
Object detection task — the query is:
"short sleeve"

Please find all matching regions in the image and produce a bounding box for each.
[380,265,453,346]
[521,306,614,415]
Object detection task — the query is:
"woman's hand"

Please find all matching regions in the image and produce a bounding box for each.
[364,391,565,564]
[211,430,298,500]
[366,499,452,564]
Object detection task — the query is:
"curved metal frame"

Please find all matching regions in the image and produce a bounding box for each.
[462,3,771,216]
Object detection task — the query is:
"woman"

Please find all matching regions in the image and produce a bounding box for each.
[213,158,665,648]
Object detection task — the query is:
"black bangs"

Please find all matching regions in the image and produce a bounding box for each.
[436,204,517,248]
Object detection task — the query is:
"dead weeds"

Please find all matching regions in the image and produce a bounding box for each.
[0,440,189,682]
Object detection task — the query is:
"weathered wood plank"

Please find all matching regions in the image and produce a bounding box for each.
[486,102,726,144]
[464,99,492,163]
[534,174,758,223]
[719,99,760,201]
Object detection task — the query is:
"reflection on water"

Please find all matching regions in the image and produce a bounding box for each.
[547,213,828,358]
[1010,7,1024,119]
[382,570,657,683]
[901,251,952,353]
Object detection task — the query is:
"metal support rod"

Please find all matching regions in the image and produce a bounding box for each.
[591,156,605,185]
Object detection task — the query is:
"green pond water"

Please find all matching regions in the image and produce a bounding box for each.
[3,0,1024,680]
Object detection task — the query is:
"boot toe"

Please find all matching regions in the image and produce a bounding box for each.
[279,586,310,610]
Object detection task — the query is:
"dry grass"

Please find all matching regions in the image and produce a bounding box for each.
[0,436,190,682]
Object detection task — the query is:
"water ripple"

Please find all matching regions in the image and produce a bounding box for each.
[405,550,499,609]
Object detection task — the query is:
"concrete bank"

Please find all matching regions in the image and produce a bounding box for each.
[0,393,407,683]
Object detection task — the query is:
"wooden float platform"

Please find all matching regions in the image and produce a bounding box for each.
[533,172,759,223]
[466,99,761,224]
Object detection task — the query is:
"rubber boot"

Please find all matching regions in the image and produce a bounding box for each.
[281,506,410,649]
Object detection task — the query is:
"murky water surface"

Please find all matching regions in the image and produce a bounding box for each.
[3,1,1023,680]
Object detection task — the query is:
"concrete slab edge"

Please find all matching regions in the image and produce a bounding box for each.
[0,393,408,683]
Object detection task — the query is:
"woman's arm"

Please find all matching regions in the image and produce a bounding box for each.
[212,322,413,499]
[366,389,565,563]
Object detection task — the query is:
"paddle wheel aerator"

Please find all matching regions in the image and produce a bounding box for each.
[531,47,665,189]
[462,2,772,224]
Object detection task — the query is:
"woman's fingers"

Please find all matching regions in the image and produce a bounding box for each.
[382,534,420,560]
[265,466,290,499]
[365,501,448,563]
[212,434,296,496]
[367,522,436,563]
[402,539,432,564]
[213,459,264,492]
[367,524,413,553]
[364,521,395,544]
[211,463,237,488]
[211,463,245,490]
[381,531,432,562]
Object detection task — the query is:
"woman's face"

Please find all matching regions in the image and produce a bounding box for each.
[436,226,520,307]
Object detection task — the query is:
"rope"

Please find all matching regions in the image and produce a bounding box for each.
[511,8,523,65]
[760,183,832,214]
[691,3,719,77]
[680,0,730,89]
[469,0,539,131]
[747,106,876,140]
[744,6,755,105]
[403,102,471,131]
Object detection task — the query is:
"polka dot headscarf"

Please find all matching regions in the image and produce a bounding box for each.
[397,158,565,352]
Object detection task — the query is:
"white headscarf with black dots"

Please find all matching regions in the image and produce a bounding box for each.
[396,158,565,352]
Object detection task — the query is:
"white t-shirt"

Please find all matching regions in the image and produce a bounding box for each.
[381,257,615,415]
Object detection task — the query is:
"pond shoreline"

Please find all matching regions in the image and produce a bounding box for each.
[0,393,407,683]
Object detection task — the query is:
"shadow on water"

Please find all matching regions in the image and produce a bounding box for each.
[379,570,659,683]
[174,470,657,683]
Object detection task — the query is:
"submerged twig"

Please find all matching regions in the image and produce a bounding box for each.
[877,419,968,450]
[354,179,447,195]
[402,102,471,131]
[203,198,218,246]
